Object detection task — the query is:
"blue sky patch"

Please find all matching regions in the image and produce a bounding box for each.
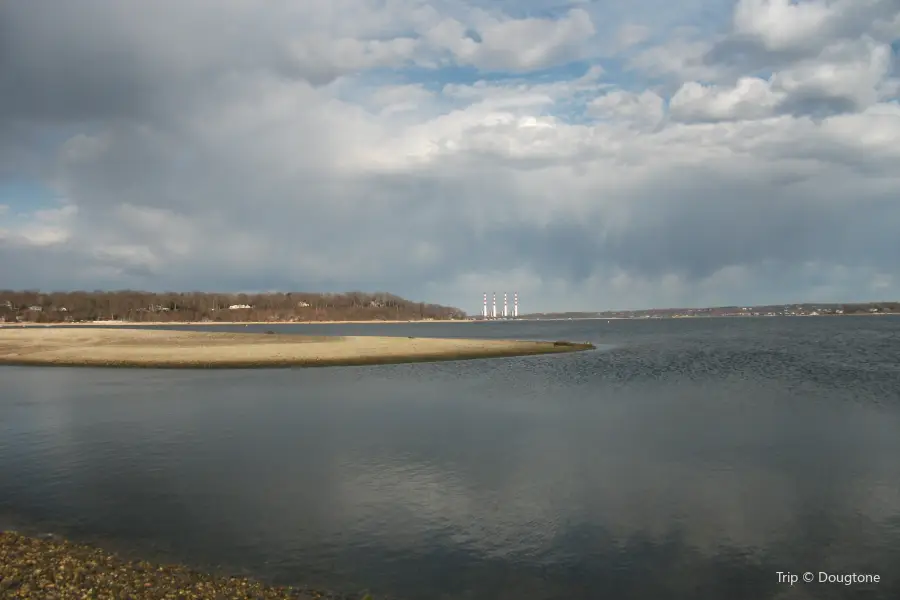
[0,179,59,215]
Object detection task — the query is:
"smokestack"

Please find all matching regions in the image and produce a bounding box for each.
[503,293,508,318]
[514,292,518,318]
[492,292,497,319]
[483,293,487,319]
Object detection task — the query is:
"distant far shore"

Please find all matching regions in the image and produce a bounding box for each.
[517,313,896,320]
[0,327,593,368]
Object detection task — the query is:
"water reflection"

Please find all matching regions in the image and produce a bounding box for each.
[1,318,899,599]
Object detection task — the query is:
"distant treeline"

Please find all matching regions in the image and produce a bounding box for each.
[0,290,467,323]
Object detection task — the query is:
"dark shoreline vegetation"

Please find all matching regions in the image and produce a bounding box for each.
[0,531,381,600]
[0,290,466,324]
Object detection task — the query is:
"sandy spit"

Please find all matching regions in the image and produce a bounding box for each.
[0,327,594,368]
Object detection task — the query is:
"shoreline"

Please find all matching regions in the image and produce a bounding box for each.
[2,313,895,328]
[0,319,471,327]
[0,530,371,599]
[0,327,594,369]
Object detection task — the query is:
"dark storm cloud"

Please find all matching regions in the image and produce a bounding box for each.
[702,36,808,77]
[474,218,605,283]
[0,0,356,131]
[0,241,113,291]
[600,166,900,281]
[465,162,899,285]
[0,1,192,125]
[776,94,861,119]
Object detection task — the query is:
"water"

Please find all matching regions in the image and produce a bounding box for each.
[2,317,899,599]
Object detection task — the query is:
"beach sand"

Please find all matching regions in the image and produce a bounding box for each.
[0,327,593,368]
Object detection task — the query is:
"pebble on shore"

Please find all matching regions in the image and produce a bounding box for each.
[0,531,371,600]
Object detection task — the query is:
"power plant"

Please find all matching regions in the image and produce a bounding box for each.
[480,291,519,320]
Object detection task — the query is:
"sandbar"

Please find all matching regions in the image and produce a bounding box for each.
[0,327,594,368]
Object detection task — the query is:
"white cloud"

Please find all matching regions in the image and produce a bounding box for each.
[0,205,76,248]
[732,0,836,52]
[616,23,651,49]
[669,77,782,122]
[370,83,434,115]
[286,34,421,77]
[436,8,596,71]
[628,33,721,83]
[771,37,894,110]
[589,90,665,128]
[733,0,900,53]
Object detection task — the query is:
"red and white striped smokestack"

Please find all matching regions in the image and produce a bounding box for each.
[492,292,497,318]
[514,292,518,318]
[503,293,508,318]
[483,293,487,318]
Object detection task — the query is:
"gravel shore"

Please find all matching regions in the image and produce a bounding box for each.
[0,327,594,368]
[0,531,373,599]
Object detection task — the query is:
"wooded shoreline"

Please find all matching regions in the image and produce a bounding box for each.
[0,290,466,324]
[1,319,470,327]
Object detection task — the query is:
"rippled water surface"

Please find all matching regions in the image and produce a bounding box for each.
[2,317,900,599]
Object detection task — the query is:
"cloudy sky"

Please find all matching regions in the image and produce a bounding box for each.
[1,0,898,313]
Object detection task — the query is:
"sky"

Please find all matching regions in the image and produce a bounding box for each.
[0,0,898,313]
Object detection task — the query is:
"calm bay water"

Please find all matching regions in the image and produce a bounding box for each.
[2,317,900,599]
